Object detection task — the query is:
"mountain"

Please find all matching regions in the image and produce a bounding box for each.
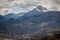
[19,11,60,28]
[5,12,26,18]
[0,15,6,23]
[0,6,46,23]
[24,6,47,16]
[0,6,60,35]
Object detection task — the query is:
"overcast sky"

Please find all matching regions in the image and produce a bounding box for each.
[0,0,60,15]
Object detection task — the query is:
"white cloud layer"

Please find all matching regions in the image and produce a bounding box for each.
[0,0,60,15]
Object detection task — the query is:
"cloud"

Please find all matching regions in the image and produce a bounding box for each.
[0,8,12,15]
[0,0,60,15]
[51,0,60,10]
[0,0,39,15]
[52,0,60,5]
[38,0,60,11]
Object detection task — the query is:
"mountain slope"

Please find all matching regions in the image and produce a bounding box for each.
[0,6,60,35]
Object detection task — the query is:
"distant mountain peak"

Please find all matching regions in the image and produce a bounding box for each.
[37,6,46,10]
[24,6,47,16]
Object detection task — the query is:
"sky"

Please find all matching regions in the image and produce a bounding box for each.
[0,0,60,15]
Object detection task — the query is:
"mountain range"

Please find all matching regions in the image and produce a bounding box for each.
[0,6,60,35]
